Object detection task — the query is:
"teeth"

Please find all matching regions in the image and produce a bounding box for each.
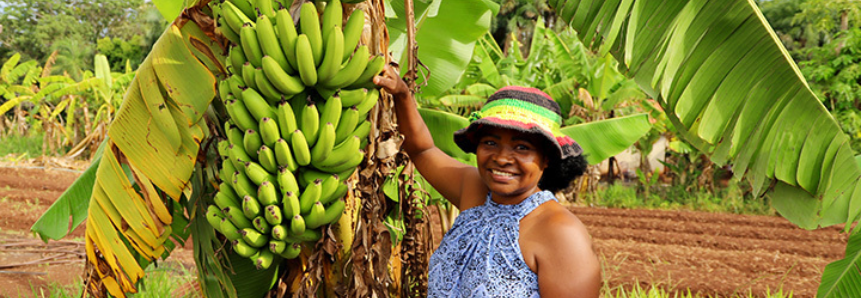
[491,170,513,177]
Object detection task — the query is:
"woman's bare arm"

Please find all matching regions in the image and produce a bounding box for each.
[535,208,601,297]
[373,66,483,209]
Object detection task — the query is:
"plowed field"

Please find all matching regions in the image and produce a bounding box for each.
[0,166,849,297]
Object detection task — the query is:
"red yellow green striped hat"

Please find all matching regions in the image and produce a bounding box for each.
[454,86,582,160]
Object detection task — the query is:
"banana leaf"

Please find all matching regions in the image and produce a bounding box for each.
[548,0,861,229]
[560,113,652,165]
[387,0,497,97]
[0,53,21,82]
[548,1,861,296]
[418,108,474,165]
[31,140,107,241]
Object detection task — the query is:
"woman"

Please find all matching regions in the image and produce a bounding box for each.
[374,66,601,298]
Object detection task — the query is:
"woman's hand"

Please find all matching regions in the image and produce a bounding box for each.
[373,64,410,100]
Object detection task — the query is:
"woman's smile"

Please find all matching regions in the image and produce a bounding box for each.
[476,127,549,204]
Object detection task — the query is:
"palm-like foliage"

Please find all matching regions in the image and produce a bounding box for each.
[546,0,861,296]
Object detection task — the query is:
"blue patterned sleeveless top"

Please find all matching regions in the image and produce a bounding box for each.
[427,190,557,298]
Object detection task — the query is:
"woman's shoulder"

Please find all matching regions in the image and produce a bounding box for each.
[523,201,592,248]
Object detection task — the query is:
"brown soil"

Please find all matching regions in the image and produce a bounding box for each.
[0,166,195,298]
[570,206,848,298]
[0,166,849,298]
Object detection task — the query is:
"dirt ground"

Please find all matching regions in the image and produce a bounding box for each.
[0,166,849,297]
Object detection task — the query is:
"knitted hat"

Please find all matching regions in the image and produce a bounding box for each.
[453,86,582,160]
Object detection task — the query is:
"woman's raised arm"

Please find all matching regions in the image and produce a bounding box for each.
[373,65,483,210]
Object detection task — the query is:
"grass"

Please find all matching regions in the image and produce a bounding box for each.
[30,262,198,298]
[0,133,44,160]
[582,180,776,216]
[602,284,794,298]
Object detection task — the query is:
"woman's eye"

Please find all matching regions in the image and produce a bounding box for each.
[482,140,496,146]
[515,144,531,151]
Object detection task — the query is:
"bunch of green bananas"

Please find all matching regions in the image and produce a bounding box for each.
[207,0,383,269]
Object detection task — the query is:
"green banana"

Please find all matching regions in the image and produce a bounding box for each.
[220,218,244,241]
[245,161,275,185]
[243,129,262,160]
[233,170,257,199]
[253,249,276,270]
[220,181,240,200]
[254,0,276,21]
[305,201,326,229]
[276,8,300,72]
[227,125,245,147]
[280,243,302,259]
[206,205,225,231]
[233,239,259,258]
[217,140,230,158]
[323,199,345,224]
[341,9,364,62]
[229,143,252,171]
[222,1,254,34]
[254,67,282,104]
[230,0,256,20]
[241,88,276,121]
[351,120,371,141]
[339,88,367,107]
[274,138,298,172]
[317,174,340,205]
[311,135,359,169]
[215,191,241,210]
[317,26,344,84]
[319,95,342,129]
[329,181,349,205]
[355,88,379,120]
[295,34,318,86]
[258,181,279,206]
[265,205,283,225]
[243,195,262,219]
[323,45,369,88]
[320,0,342,44]
[219,80,231,103]
[276,101,298,139]
[261,56,305,95]
[316,149,363,173]
[347,55,385,89]
[282,191,300,218]
[334,106,359,144]
[269,240,287,254]
[242,62,257,90]
[258,117,280,148]
[289,228,321,242]
[217,17,241,45]
[290,214,306,235]
[310,122,335,164]
[271,224,288,241]
[225,99,258,132]
[258,145,278,173]
[240,24,264,68]
[299,100,320,147]
[277,167,301,195]
[240,228,269,247]
[253,216,271,234]
[299,179,322,214]
[229,44,247,74]
[220,160,236,185]
[223,206,253,229]
[290,130,312,166]
[299,2,323,66]
[228,75,246,99]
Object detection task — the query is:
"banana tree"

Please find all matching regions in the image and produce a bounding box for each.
[30,0,495,297]
[545,0,861,296]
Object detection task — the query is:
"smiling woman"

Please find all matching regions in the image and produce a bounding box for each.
[375,67,600,298]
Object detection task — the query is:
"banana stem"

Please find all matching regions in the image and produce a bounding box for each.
[404,0,417,91]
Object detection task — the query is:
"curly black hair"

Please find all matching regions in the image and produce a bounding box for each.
[538,153,588,192]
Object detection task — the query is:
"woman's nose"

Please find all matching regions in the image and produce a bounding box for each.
[493,147,514,164]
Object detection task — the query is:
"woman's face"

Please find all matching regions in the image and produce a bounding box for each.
[475,127,549,203]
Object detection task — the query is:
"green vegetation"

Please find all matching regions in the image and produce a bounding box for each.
[583,182,776,216]
[0,132,43,159]
[33,262,197,298]
[603,284,793,298]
